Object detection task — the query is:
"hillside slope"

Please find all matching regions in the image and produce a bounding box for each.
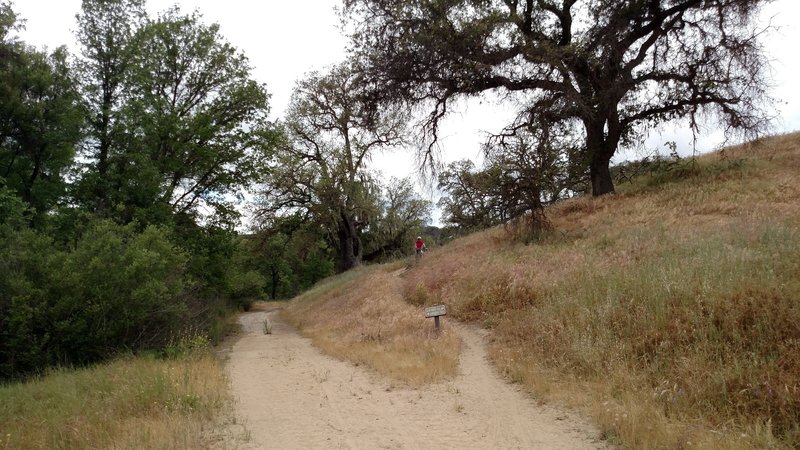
[283,132,800,449]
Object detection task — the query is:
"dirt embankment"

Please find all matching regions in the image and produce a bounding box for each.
[224,307,608,449]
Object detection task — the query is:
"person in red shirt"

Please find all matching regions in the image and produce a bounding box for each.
[415,236,426,259]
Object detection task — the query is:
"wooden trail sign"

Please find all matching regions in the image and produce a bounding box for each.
[424,304,447,330]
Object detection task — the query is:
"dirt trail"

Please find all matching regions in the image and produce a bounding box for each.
[225,308,608,449]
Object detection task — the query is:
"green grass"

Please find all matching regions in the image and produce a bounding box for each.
[0,351,229,449]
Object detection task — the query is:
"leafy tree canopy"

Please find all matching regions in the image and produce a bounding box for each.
[1,6,83,220]
[361,177,432,261]
[122,7,275,224]
[74,1,276,227]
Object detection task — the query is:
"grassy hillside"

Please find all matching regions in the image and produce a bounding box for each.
[282,264,462,386]
[284,132,800,449]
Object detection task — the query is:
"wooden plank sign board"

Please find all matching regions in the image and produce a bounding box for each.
[424,304,447,318]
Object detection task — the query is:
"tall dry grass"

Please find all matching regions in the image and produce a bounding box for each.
[0,351,231,449]
[278,133,800,447]
[282,264,461,386]
[397,132,800,448]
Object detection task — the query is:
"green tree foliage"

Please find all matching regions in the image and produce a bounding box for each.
[362,177,432,261]
[120,7,274,224]
[0,184,47,376]
[0,214,187,378]
[171,221,267,311]
[52,221,187,361]
[438,125,582,233]
[74,0,147,214]
[437,160,504,231]
[249,215,336,300]
[258,63,407,271]
[0,1,278,379]
[344,0,773,196]
[224,238,267,306]
[75,2,275,225]
[0,5,83,219]
[71,0,279,330]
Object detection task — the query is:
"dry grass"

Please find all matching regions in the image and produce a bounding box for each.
[282,265,461,386]
[0,351,231,449]
[279,132,800,448]
[398,132,800,448]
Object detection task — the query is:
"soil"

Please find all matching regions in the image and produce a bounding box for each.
[223,305,609,449]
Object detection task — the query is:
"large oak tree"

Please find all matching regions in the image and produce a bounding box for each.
[123,7,273,224]
[75,1,274,226]
[344,0,773,196]
[258,63,407,271]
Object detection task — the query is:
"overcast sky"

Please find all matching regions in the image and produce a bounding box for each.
[11,0,800,186]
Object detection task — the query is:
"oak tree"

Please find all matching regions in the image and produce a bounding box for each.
[437,160,504,231]
[362,177,432,261]
[258,63,407,271]
[344,0,773,196]
[122,7,273,224]
[75,2,274,226]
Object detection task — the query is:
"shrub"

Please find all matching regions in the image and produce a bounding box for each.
[0,187,60,377]
[51,221,188,362]
[0,218,189,378]
[225,269,266,311]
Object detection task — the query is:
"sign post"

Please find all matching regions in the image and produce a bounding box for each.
[423,304,447,331]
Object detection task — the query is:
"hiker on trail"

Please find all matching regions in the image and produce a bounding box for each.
[415,236,426,258]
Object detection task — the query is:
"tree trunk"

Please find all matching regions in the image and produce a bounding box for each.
[93,94,114,215]
[21,143,41,206]
[590,155,615,196]
[337,212,362,272]
[270,266,279,300]
[584,120,617,197]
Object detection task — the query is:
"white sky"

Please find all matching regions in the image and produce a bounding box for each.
[10,0,800,204]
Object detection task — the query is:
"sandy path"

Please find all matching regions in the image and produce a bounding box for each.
[225,309,608,449]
